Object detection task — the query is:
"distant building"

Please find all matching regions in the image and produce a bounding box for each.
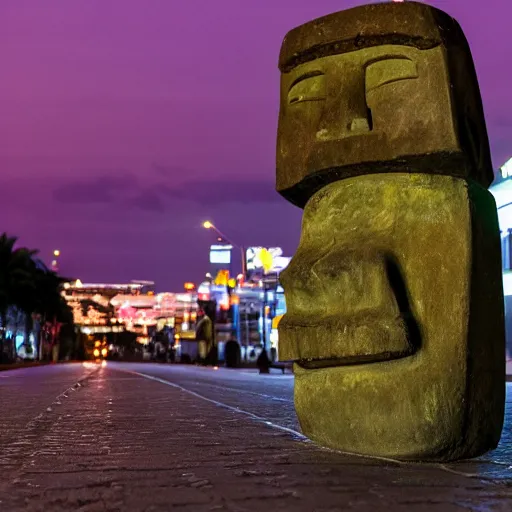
[489,157,512,358]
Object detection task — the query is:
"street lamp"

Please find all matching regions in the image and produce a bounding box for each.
[51,249,60,272]
[202,221,246,278]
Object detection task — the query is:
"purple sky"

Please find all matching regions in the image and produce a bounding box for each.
[2,0,510,290]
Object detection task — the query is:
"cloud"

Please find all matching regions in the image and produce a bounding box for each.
[50,167,280,211]
[165,178,279,205]
[52,174,136,204]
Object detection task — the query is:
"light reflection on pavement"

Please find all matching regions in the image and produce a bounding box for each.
[108,362,512,481]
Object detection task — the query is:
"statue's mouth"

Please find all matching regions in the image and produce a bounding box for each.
[296,351,412,370]
[278,313,418,366]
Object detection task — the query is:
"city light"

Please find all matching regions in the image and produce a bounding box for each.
[501,157,512,179]
[53,249,60,257]
[202,221,213,229]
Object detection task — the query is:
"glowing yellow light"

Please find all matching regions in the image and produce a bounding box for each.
[184,282,195,291]
[53,249,60,257]
[101,360,107,367]
[213,366,219,370]
[93,349,100,357]
[259,248,273,273]
[202,221,213,229]
[214,269,229,286]
[95,341,101,347]
[101,348,108,357]
[174,334,180,340]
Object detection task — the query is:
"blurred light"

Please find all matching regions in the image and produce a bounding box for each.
[502,157,512,179]
[213,366,219,370]
[51,260,58,267]
[174,334,180,340]
[53,249,60,257]
[101,348,108,357]
[93,349,100,357]
[95,340,101,347]
[203,221,213,229]
[503,272,512,296]
[101,360,107,367]
[184,282,195,291]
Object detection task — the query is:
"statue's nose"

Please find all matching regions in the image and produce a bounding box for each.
[314,81,372,141]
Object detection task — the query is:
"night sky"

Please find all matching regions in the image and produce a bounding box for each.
[2,0,510,290]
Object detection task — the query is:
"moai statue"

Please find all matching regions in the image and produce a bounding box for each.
[276,1,505,461]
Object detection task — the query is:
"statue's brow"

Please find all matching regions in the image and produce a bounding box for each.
[289,70,324,90]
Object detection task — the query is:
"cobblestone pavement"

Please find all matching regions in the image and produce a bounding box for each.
[1,363,512,511]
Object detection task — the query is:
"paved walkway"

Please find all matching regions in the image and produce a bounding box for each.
[1,363,512,511]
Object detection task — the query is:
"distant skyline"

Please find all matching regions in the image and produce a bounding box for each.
[2,0,510,289]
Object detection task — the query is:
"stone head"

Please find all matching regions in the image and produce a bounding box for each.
[276,1,493,208]
[276,2,505,461]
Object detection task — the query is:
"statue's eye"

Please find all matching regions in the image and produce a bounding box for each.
[365,58,418,93]
[288,73,326,105]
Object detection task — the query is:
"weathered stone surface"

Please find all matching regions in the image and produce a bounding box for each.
[279,174,504,461]
[276,1,492,208]
[275,0,505,462]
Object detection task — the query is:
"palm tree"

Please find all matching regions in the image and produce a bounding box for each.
[0,234,37,362]
[0,233,74,362]
[32,266,73,360]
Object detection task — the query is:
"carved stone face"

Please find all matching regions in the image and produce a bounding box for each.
[277,44,458,203]
[275,2,504,461]
[278,174,504,460]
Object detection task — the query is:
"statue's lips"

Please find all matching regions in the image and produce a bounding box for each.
[278,313,415,366]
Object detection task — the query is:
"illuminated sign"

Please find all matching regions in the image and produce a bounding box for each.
[501,158,512,180]
[245,247,290,275]
[272,256,291,272]
[209,244,232,264]
[246,247,283,271]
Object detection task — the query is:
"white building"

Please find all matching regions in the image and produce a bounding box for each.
[489,157,512,358]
